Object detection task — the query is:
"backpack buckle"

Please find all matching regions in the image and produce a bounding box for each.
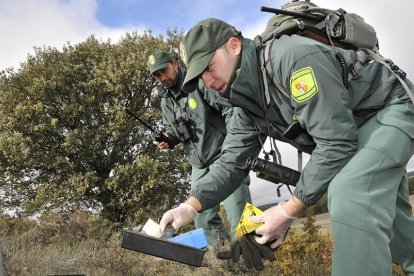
[254,35,264,49]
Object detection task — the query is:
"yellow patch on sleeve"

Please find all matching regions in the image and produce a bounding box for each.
[188,98,197,109]
[290,67,318,102]
[148,55,155,65]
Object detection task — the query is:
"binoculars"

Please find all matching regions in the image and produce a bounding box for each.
[245,157,301,187]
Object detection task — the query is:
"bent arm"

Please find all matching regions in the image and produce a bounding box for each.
[189,107,264,211]
[277,47,358,205]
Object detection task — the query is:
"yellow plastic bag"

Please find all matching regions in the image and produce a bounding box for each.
[235,203,264,237]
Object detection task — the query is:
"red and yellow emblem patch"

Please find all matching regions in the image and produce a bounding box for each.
[290,67,318,102]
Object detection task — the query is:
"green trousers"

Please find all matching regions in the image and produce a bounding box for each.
[328,102,414,275]
[191,162,251,250]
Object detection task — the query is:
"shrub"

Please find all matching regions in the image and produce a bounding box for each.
[275,210,332,275]
[0,208,408,275]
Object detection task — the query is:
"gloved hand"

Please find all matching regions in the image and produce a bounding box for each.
[250,202,297,249]
[216,233,275,271]
[153,133,170,150]
[159,203,198,232]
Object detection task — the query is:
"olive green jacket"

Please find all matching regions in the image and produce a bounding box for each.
[191,35,414,209]
[159,68,228,168]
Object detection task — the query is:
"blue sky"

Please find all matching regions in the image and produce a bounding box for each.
[0,0,413,205]
[94,0,277,34]
[1,0,412,75]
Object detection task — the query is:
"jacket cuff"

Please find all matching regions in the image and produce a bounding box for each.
[166,134,180,149]
[189,188,208,211]
[293,189,314,206]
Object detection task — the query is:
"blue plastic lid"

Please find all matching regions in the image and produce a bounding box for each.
[168,228,208,249]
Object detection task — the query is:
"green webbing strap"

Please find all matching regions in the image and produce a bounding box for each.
[254,35,282,165]
[254,35,271,105]
[297,150,303,172]
[358,48,414,104]
[263,38,290,98]
[348,50,367,82]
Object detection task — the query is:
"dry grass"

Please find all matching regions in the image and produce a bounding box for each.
[0,210,407,275]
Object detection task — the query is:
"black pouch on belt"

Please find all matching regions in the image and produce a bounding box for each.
[283,121,303,140]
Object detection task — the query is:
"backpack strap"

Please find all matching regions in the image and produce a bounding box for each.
[297,150,303,172]
[347,50,367,82]
[254,35,285,166]
[350,49,414,104]
[263,37,291,98]
[254,35,272,105]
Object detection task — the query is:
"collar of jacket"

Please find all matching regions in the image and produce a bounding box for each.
[166,68,187,99]
[229,38,265,115]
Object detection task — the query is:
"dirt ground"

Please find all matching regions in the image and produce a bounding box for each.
[292,195,414,233]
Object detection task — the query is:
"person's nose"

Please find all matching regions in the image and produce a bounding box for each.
[159,74,167,83]
[201,73,213,88]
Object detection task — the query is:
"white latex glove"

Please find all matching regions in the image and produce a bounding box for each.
[159,203,198,232]
[249,202,297,249]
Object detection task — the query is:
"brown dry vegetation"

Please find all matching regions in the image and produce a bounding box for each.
[0,210,406,276]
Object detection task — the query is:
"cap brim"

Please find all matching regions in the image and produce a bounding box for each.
[182,51,215,93]
[150,61,170,75]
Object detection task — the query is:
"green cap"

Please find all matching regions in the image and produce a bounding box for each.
[180,18,241,92]
[147,50,173,75]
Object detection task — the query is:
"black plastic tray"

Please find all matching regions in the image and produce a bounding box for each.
[121,229,206,267]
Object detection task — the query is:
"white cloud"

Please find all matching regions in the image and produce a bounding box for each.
[0,0,144,70]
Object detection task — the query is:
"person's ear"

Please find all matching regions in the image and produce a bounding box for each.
[172,59,179,68]
[227,37,241,56]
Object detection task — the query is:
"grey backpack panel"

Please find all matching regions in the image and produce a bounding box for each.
[260,1,378,51]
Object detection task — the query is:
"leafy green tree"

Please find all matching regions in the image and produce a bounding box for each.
[0,29,190,224]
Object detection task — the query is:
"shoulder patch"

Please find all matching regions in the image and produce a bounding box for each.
[188,98,197,109]
[148,55,155,65]
[290,67,318,103]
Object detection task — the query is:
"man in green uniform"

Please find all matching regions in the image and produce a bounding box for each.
[160,18,414,274]
[147,50,251,250]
